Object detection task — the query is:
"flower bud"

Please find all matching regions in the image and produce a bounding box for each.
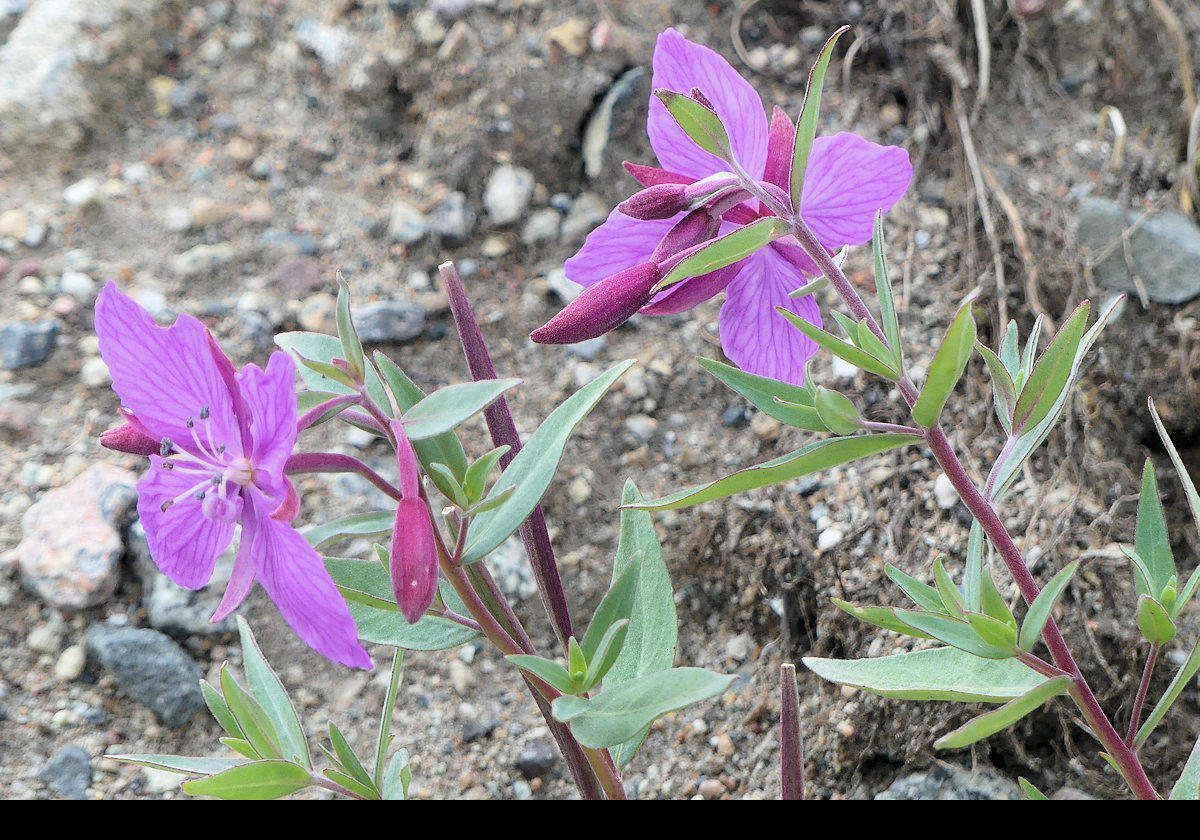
[99,411,160,456]
[531,262,662,344]
[392,497,439,624]
[618,183,689,220]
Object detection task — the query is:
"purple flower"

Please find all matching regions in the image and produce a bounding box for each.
[95,282,371,670]
[541,29,913,385]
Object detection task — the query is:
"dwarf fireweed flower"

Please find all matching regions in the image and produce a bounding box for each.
[95,283,371,669]
[534,29,913,385]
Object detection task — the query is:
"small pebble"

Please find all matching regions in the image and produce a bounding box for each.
[63,178,101,208]
[625,414,658,442]
[55,645,87,681]
[817,528,844,551]
[933,473,958,509]
[483,165,534,226]
[698,778,725,800]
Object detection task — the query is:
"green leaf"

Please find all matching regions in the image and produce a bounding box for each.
[1012,301,1090,433]
[1019,561,1079,652]
[1021,314,1045,376]
[567,636,588,686]
[461,359,633,564]
[428,463,469,508]
[790,26,849,203]
[220,666,283,760]
[115,754,250,777]
[999,321,1021,377]
[335,278,365,381]
[987,297,1120,501]
[1135,594,1176,646]
[274,331,389,409]
[1018,777,1050,800]
[814,387,861,435]
[373,650,403,789]
[697,358,826,431]
[911,296,977,427]
[1148,399,1200,617]
[506,655,579,696]
[463,446,510,504]
[1133,459,1176,598]
[964,519,984,612]
[964,611,1019,651]
[348,581,481,651]
[980,567,1017,629]
[871,213,903,370]
[297,390,354,428]
[934,676,1071,749]
[933,555,966,619]
[787,275,828,298]
[219,738,259,760]
[977,342,1016,433]
[628,434,917,511]
[373,351,470,498]
[803,647,1047,702]
[551,668,736,750]
[1135,638,1200,747]
[182,760,313,800]
[894,611,1016,659]
[323,767,378,800]
[201,680,244,741]
[580,562,638,664]
[401,379,521,441]
[605,480,679,768]
[657,218,788,291]
[885,564,950,614]
[295,355,358,389]
[832,599,934,639]
[327,722,374,790]
[1169,736,1200,800]
[583,618,631,690]
[304,511,394,551]
[654,89,732,160]
[382,749,412,801]
[778,309,900,380]
[856,319,899,374]
[236,617,310,769]
[326,556,398,604]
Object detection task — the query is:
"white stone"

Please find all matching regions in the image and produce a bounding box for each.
[483,165,534,226]
[62,177,100,207]
[817,528,844,551]
[831,356,858,380]
[60,270,95,300]
[933,472,958,509]
[80,356,111,388]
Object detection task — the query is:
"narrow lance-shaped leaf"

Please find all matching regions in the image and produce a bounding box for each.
[872,212,903,369]
[1011,301,1091,433]
[1135,637,1200,747]
[1019,778,1051,800]
[326,722,375,792]
[814,387,861,435]
[1133,458,1176,598]
[1170,738,1200,800]
[832,599,935,639]
[697,358,826,430]
[628,434,917,512]
[655,89,733,161]
[964,611,1018,651]
[895,610,1016,659]
[400,378,521,441]
[580,562,638,663]
[1148,398,1200,616]
[790,26,849,203]
[236,617,310,769]
[182,760,313,800]
[334,277,365,381]
[657,217,788,291]
[1019,561,1079,652]
[911,295,977,427]
[963,519,984,613]
[804,646,1047,702]
[778,309,901,380]
[461,359,634,564]
[274,331,390,409]
[219,666,283,760]
[885,564,950,614]
[116,755,250,777]
[506,655,578,696]
[933,555,966,619]
[976,342,1017,433]
[934,676,1071,749]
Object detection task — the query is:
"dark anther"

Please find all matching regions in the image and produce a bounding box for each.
[199,405,210,420]
[162,462,174,471]
[216,444,226,454]
[185,417,195,428]
[160,500,174,512]
[194,491,206,500]
[160,438,173,457]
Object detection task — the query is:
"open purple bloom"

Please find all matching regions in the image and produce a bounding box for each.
[95,282,371,670]
[545,29,913,385]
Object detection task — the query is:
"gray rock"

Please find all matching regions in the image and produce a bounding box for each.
[428,191,476,243]
[39,745,91,799]
[257,230,318,259]
[875,764,1020,800]
[17,463,136,610]
[388,198,427,244]
[355,300,427,343]
[521,208,561,245]
[483,165,534,226]
[172,242,236,276]
[269,255,324,298]
[0,0,169,155]
[514,738,557,779]
[127,520,237,636]
[1076,197,1200,304]
[294,18,356,67]
[484,535,537,601]
[84,624,204,728]
[0,320,57,368]
[560,193,610,246]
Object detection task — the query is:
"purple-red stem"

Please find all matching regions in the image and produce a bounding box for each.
[1126,644,1159,746]
[780,663,805,800]
[440,261,577,649]
[775,183,1159,798]
[284,452,403,502]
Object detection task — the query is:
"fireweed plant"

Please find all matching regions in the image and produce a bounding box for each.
[95,27,1200,800]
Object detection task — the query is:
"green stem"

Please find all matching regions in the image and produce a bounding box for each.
[373,648,404,789]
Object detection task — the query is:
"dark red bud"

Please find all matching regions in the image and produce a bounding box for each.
[531,263,662,344]
[392,498,439,624]
[618,184,689,220]
[99,417,160,456]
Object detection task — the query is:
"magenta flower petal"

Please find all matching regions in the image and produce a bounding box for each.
[136,456,236,589]
[640,263,739,315]
[236,352,298,500]
[718,248,822,386]
[801,132,913,247]
[648,28,768,180]
[563,209,675,289]
[248,496,372,670]
[95,282,239,458]
[210,533,257,623]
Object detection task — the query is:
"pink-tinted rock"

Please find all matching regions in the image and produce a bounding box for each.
[18,463,137,610]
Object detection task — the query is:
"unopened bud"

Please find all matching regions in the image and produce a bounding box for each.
[531,262,662,344]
